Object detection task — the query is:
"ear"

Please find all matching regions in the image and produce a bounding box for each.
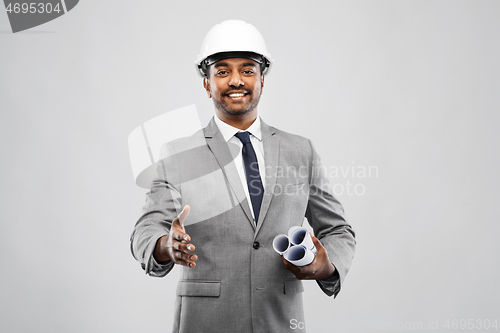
[203,78,212,98]
[203,78,211,98]
[260,74,265,89]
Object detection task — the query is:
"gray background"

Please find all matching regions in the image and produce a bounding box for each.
[1,1,499,332]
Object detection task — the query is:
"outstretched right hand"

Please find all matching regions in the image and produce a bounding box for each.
[153,205,197,267]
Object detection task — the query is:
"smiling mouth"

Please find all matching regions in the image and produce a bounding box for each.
[225,90,249,98]
[228,93,246,97]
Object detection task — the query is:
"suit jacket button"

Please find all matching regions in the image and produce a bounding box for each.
[253,241,260,249]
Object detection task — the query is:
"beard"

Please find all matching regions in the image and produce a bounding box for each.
[213,87,262,117]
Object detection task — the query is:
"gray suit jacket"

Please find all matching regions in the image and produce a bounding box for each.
[130,118,355,333]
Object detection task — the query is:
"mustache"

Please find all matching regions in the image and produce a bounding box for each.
[223,87,252,95]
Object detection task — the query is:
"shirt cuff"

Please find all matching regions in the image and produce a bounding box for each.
[317,269,340,297]
[144,254,174,277]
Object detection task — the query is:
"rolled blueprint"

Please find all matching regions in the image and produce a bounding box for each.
[287,226,301,238]
[272,234,291,255]
[289,227,317,255]
[283,245,315,266]
[272,226,317,266]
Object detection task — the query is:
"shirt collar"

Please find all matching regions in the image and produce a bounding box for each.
[214,116,263,143]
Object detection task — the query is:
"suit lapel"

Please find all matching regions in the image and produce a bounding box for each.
[204,118,255,228]
[254,119,280,236]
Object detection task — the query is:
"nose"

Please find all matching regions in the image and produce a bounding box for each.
[228,71,244,87]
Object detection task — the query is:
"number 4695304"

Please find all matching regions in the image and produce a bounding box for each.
[444,319,498,330]
[6,3,62,14]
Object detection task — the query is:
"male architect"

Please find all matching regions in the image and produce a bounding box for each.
[131,20,355,333]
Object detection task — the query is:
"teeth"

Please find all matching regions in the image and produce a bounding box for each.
[229,93,245,97]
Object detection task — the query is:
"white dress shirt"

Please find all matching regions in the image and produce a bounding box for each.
[214,116,266,221]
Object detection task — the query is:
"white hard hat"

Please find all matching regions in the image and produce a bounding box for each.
[195,20,273,77]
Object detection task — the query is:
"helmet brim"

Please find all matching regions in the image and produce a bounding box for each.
[198,51,271,77]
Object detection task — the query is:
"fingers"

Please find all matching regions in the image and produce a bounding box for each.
[280,254,289,267]
[169,206,195,267]
[171,228,191,242]
[281,252,317,280]
[173,240,195,252]
[281,236,334,280]
[281,255,302,273]
[172,250,198,267]
[169,238,197,267]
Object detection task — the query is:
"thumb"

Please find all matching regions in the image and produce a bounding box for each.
[310,233,322,247]
[177,205,190,228]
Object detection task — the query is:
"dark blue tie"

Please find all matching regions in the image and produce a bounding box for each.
[234,131,264,223]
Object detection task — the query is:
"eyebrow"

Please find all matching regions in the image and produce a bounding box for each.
[240,62,257,68]
[214,62,258,69]
[214,62,229,68]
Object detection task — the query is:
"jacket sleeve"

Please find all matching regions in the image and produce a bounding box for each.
[130,155,183,277]
[305,140,356,297]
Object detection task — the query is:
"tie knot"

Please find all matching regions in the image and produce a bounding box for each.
[235,131,251,144]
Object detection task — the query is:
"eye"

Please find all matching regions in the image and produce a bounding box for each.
[216,70,228,76]
[243,70,254,75]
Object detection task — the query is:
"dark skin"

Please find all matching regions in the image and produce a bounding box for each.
[153,58,336,280]
[281,233,336,280]
[153,205,197,267]
[203,58,264,130]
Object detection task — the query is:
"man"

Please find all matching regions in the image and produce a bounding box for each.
[131,20,355,333]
